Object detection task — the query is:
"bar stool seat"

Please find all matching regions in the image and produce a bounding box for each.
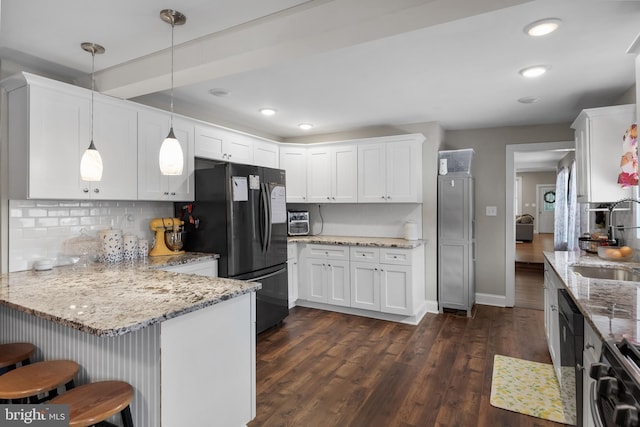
[0,343,36,370]
[50,381,134,427]
[0,360,79,403]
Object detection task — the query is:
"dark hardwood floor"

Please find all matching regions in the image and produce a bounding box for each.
[515,233,554,311]
[249,305,564,427]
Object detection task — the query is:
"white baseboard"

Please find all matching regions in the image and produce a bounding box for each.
[294,299,437,325]
[475,293,507,307]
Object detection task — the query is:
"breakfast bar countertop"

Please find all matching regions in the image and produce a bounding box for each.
[288,235,424,248]
[544,250,640,343]
[0,253,260,337]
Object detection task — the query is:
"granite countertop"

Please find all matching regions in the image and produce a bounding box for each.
[288,235,424,248]
[0,253,260,337]
[544,250,640,343]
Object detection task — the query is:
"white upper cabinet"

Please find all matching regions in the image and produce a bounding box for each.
[307,144,357,203]
[279,146,308,202]
[572,104,636,203]
[358,135,423,203]
[253,139,279,168]
[6,74,137,200]
[194,124,253,165]
[138,108,195,201]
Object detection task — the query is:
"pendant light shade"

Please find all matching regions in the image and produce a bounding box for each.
[159,128,184,175]
[159,9,186,176]
[80,42,105,182]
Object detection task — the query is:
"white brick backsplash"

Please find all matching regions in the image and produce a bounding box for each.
[9,199,174,272]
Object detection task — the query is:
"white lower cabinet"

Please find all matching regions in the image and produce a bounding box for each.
[544,260,563,381]
[298,243,424,319]
[582,320,602,427]
[304,248,350,307]
[287,243,299,308]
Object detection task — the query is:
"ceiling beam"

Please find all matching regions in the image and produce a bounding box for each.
[96,0,531,99]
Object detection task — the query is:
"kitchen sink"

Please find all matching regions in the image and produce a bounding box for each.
[570,265,640,282]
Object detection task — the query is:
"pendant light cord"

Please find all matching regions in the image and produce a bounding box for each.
[90,49,95,144]
[169,18,175,129]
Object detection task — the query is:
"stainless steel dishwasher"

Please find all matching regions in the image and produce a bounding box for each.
[558,288,584,426]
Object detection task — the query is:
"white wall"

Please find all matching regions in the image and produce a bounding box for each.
[8,199,173,272]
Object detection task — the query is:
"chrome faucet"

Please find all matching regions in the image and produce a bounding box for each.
[607,198,640,245]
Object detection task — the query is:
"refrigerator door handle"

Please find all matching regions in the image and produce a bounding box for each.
[260,182,269,253]
[265,183,273,252]
[247,266,287,282]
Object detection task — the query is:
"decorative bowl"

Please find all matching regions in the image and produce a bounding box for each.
[597,245,634,261]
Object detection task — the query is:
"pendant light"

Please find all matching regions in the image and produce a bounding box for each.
[80,42,105,182]
[159,9,186,176]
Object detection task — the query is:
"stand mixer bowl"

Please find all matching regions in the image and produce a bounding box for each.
[165,229,184,251]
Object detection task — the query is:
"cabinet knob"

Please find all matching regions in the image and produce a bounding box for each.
[228,154,232,159]
[327,197,331,200]
[387,196,391,200]
[585,343,595,350]
[163,192,169,195]
[93,188,99,193]
[381,196,385,199]
[223,154,227,159]
[170,192,176,196]
[302,196,306,200]
[83,188,89,193]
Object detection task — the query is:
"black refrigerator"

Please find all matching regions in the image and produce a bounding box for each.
[179,159,288,334]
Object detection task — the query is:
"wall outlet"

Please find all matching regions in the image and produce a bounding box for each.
[486,206,497,216]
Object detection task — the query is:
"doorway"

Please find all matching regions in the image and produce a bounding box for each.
[505,141,574,308]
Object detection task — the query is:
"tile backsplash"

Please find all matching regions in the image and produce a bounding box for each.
[9,199,173,272]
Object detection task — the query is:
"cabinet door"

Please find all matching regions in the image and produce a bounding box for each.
[194,124,225,161]
[438,243,469,310]
[279,146,308,202]
[350,261,380,310]
[306,258,327,303]
[438,177,472,241]
[326,259,350,307]
[358,143,387,203]
[224,132,253,164]
[332,145,358,203]
[28,84,90,200]
[253,139,279,168]
[91,95,138,200]
[386,141,420,202]
[307,147,332,202]
[380,264,412,315]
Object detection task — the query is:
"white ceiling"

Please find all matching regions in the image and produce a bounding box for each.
[1,0,639,140]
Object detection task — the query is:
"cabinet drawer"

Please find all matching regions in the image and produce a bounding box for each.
[350,247,380,262]
[307,244,349,259]
[380,248,411,265]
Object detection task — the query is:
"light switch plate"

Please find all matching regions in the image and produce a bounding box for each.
[486,206,497,216]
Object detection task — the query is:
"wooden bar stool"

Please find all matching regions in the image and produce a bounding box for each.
[0,359,79,403]
[50,381,134,427]
[0,342,36,373]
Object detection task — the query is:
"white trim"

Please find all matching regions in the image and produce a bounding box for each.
[505,141,574,307]
[475,293,507,307]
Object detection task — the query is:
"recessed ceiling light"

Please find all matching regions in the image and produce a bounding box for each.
[519,65,549,78]
[518,96,540,104]
[524,18,562,37]
[209,88,229,97]
[259,108,277,116]
[298,123,314,130]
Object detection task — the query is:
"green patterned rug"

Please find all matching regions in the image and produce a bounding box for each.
[490,354,575,424]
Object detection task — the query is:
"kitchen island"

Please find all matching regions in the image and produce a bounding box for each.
[0,253,260,427]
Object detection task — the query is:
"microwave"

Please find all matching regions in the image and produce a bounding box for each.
[288,210,310,236]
